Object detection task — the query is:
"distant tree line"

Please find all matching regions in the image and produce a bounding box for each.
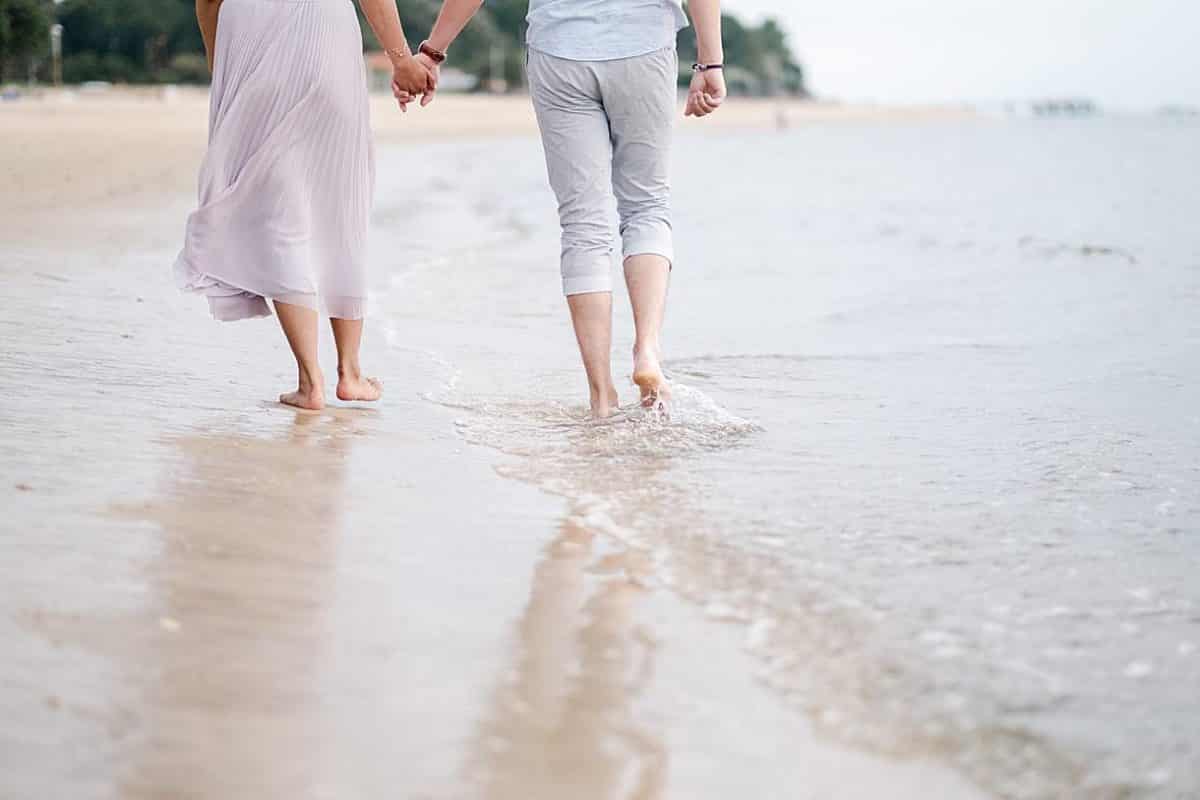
[0,0,51,81]
[1,0,806,95]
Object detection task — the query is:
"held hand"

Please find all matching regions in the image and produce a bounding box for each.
[685,69,726,118]
[390,52,435,112]
[413,52,440,107]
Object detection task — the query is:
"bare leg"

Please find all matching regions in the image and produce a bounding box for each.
[567,291,619,418]
[274,301,325,410]
[330,317,382,402]
[623,254,671,408]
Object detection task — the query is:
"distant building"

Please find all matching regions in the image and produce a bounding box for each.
[1158,105,1199,117]
[1030,98,1099,117]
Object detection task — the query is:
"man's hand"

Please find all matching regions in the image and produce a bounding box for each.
[390,52,436,112]
[412,52,440,107]
[685,68,726,118]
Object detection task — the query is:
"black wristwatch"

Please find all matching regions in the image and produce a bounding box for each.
[692,62,723,72]
[419,40,448,64]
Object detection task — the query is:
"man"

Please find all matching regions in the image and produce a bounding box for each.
[408,0,726,417]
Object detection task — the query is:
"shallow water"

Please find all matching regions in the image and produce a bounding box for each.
[378,117,1200,798]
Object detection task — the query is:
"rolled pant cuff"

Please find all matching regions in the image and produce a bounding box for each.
[621,230,675,267]
[561,253,614,296]
[562,274,614,296]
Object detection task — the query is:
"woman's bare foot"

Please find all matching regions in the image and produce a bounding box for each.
[633,346,670,410]
[280,368,325,411]
[590,386,620,419]
[336,368,383,402]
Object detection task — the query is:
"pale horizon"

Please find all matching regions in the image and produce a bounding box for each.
[725,0,1199,110]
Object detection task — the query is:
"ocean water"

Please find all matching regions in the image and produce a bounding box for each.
[370,115,1200,798]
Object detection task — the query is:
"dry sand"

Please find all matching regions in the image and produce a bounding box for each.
[1,86,970,229]
[0,88,988,799]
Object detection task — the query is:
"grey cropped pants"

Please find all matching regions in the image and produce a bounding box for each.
[527,47,678,296]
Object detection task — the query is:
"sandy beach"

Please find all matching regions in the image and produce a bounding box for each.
[0,89,991,798]
[0,87,969,231]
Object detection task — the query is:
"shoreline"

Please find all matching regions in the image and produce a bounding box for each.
[0,86,974,228]
[1,89,991,798]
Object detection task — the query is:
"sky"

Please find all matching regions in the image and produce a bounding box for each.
[724,0,1199,110]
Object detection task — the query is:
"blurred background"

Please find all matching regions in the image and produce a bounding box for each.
[2,0,1198,112]
[0,0,807,95]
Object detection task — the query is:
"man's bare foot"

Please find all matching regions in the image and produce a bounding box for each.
[336,369,383,402]
[280,368,325,411]
[590,386,620,419]
[633,346,670,410]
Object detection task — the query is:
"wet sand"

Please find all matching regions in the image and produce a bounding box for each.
[0,91,987,798]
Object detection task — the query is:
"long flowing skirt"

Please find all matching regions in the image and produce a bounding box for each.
[175,0,374,321]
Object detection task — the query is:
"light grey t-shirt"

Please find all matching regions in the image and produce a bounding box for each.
[526,0,689,62]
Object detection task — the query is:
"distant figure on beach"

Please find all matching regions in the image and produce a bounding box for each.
[411,0,727,417]
[175,0,438,410]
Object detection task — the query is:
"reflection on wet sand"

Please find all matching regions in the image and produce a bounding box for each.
[467,514,667,800]
[120,412,357,798]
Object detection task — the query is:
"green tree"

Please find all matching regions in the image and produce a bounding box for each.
[40,0,806,95]
[56,0,197,82]
[0,0,52,82]
[676,5,807,95]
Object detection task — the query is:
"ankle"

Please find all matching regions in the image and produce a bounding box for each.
[589,387,618,417]
[634,339,661,359]
[588,379,615,401]
[298,364,323,390]
[337,363,362,381]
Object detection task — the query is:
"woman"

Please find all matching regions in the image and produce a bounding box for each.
[176,0,437,410]
[411,0,726,417]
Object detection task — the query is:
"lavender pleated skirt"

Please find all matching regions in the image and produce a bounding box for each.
[175,0,374,322]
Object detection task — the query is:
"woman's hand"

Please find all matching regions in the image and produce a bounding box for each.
[393,53,440,110]
[390,52,435,111]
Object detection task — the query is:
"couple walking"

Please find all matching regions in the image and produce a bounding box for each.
[177,0,726,416]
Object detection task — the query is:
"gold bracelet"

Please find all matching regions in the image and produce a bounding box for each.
[385,44,411,60]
